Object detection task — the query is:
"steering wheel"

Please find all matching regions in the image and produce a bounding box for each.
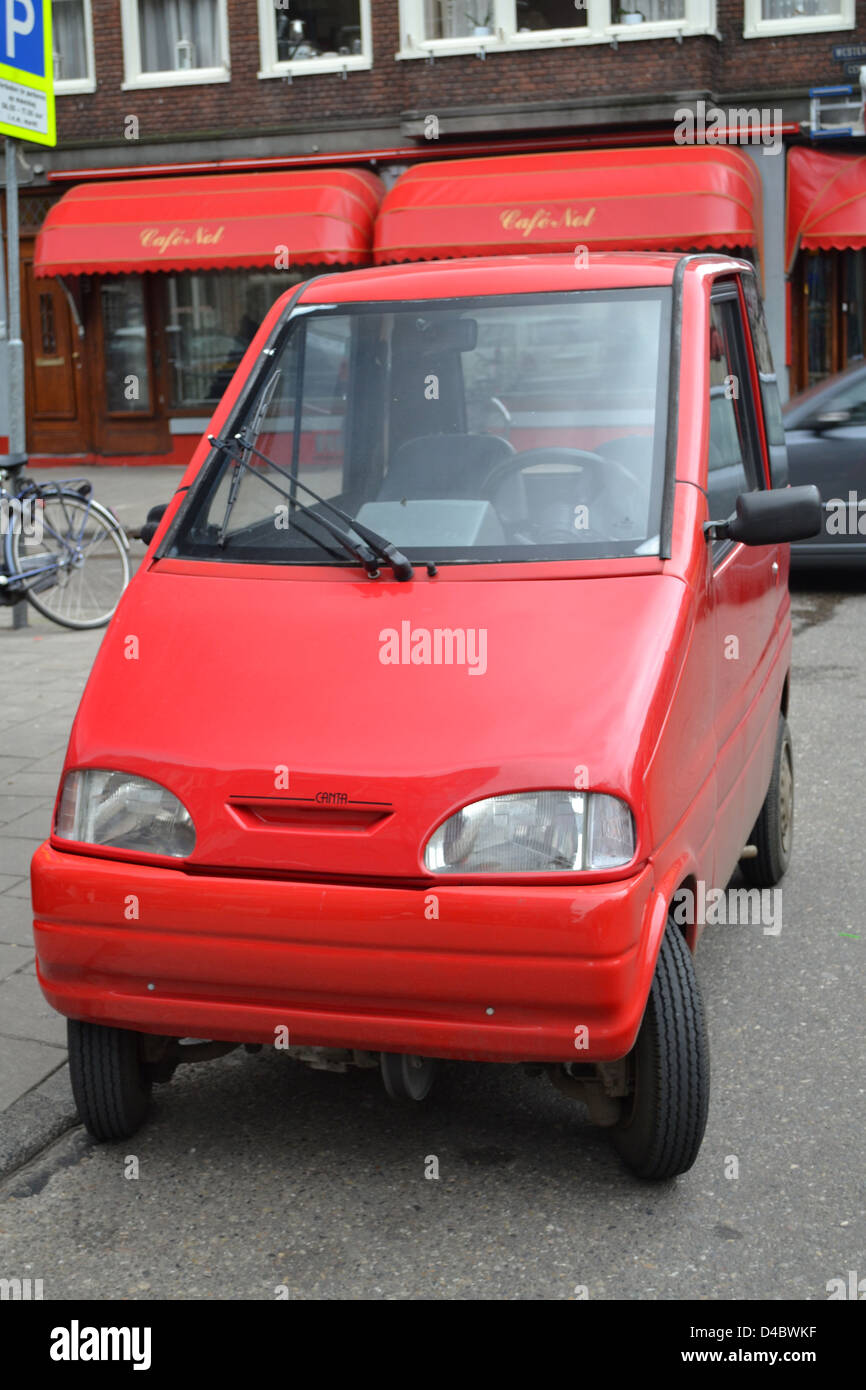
[481,448,609,544]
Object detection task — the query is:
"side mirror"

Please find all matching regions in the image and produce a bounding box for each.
[705,485,823,547]
[139,503,168,547]
[812,408,851,431]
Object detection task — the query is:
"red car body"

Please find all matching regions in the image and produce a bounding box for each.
[32,255,793,1074]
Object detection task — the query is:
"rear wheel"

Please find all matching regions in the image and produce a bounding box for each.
[741,715,793,888]
[380,1052,436,1101]
[67,1020,152,1141]
[610,924,710,1180]
[10,492,129,630]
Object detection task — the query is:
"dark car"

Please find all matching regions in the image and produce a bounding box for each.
[784,362,866,567]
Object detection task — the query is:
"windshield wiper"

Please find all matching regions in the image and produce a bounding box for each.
[207,431,415,582]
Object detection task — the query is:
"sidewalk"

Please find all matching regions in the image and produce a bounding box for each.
[0,465,185,1174]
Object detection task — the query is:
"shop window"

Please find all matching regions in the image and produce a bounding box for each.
[843,250,866,368]
[398,0,710,54]
[52,0,95,91]
[101,277,152,414]
[258,1,372,77]
[806,255,836,387]
[162,269,304,410]
[743,0,854,38]
[120,0,230,87]
[794,250,866,390]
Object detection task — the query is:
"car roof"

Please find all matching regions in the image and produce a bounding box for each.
[296,252,746,306]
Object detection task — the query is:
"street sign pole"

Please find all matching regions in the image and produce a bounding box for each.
[0,0,56,458]
[0,0,57,457]
[5,137,23,454]
[0,151,7,347]
[5,138,28,628]
[0,2,56,630]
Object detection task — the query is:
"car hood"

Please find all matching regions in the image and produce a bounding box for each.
[62,566,691,878]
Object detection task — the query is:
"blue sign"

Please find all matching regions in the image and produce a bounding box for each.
[0,0,55,145]
[1,0,44,78]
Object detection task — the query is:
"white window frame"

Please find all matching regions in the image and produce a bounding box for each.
[53,0,96,94]
[120,0,231,89]
[396,0,715,58]
[743,0,854,38]
[258,0,373,79]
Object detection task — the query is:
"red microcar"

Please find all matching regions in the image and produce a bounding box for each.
[31,254,821,1179]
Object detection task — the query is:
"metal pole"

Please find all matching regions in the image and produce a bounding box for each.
[4,138,28,626]
[5,138,25,454]
[0,152,7,347]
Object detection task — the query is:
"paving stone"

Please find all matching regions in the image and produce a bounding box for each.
[0,943,33,981]
[0,895,33,947]
[0,971,68,1046]
[0,1036,66,1112]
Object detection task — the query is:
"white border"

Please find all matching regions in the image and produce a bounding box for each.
[53,0,97,94]
[120,0,231,90]
[257,0,373,79]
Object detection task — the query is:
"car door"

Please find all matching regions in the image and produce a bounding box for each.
[786,368,866,559]
[708,282,788,889]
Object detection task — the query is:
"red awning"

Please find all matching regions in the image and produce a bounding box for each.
[786,146,866,273]
[374,146,761,264]
[34,169,384,277]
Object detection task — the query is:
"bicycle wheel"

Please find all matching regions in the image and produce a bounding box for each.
[9,491,130,630]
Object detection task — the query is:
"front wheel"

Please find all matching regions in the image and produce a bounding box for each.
[67,1020,152,1141]
[610,924,710,1180]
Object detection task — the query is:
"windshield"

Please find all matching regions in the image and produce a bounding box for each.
[168,288,672,566]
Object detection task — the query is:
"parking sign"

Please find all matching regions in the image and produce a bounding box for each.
[0,0,55,145]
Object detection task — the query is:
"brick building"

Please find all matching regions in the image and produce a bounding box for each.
[2,0,865,462]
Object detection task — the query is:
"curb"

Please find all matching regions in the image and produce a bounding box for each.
[0,1064,79,1182]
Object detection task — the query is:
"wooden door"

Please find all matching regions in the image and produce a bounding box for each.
[22,257,91,454]
[90,274,171,456]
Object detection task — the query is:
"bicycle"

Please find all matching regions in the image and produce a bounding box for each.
[0,453,131,630]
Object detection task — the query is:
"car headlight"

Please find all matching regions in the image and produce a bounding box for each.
[424,791,634,874]
[55,770,196,859]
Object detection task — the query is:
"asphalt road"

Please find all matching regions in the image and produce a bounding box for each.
[0,572,863,1301]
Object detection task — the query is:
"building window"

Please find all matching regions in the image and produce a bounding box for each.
[120,0,230,88]
[53,0,95,92]
[398,0,711,55]
[258,1,372,78]
[162,269,304,409]
[743,0,854,37]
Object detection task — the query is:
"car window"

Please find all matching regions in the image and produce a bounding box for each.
[826,373,866,422]
[707,294,766,560]
[169,289,673,567]
[741,275,786,456]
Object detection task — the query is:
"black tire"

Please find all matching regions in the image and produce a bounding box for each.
[380,1052,436,1101]
[611,925,710,1180]
[67,1020,152,1141]
[741,716,793,888]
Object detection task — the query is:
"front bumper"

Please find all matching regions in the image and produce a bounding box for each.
[32,843,660,1063]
